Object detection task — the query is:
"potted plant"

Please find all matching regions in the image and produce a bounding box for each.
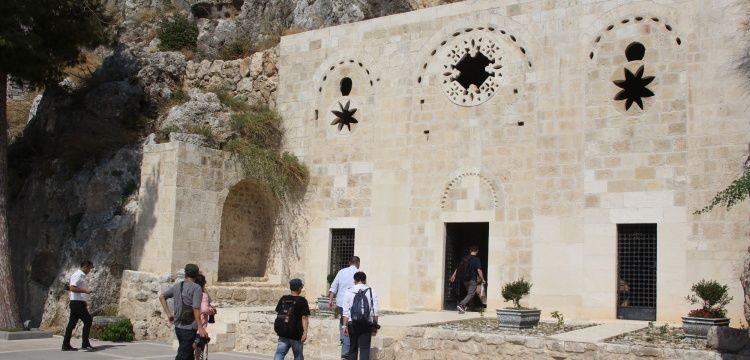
[317,273,337,315]
[496,278,541,329]
[682,279,732,338]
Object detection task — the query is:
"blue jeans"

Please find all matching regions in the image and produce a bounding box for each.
[337,306,350,357]
[274,337,304,360]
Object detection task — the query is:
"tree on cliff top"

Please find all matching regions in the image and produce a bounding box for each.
[0,0,107,329]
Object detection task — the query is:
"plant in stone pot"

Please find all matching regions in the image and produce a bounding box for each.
[681,279,732,339]
[496,278,541,329]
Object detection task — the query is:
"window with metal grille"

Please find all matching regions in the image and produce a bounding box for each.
[617,223,657,321]
[329,229,355,276]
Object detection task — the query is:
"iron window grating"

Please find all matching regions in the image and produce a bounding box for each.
[329,229,355,276]
[617,223,657,309]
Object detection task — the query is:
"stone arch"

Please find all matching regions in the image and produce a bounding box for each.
[439,171,500,211]
[217,179,279,281]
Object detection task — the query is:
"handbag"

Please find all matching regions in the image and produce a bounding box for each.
[177,282,195,323]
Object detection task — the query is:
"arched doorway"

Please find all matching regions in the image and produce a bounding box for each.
[218,179,279,281]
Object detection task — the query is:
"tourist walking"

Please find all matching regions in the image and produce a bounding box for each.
[273,278,310,360]
[328,256,360,358]
[449,245,485,313]
[342,271,379,360]
[62,260,95,351]
[193,274,216,359]
[159,263,207,360]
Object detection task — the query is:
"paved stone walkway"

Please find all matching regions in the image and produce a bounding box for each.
[0,337,273,360]
[549,320,649,343]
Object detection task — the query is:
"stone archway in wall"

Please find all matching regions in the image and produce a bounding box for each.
[217,179,279,282]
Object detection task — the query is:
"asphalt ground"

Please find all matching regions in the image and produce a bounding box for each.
[0,337,273,360]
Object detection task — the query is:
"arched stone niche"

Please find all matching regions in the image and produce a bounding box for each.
[218,179,279,281]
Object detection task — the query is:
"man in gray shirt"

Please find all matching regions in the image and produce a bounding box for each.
[160,264,207,360]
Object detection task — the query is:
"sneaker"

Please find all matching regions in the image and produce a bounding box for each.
[81,345,96,351]
[456,305,465,314]
[61,346,78,351]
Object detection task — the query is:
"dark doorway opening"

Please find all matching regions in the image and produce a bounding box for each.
[617,223,657,321]
[443,222,489,311]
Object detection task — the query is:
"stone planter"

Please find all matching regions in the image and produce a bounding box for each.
[496,308,541,329]
[681,316,729,339]
[317,296,334,315]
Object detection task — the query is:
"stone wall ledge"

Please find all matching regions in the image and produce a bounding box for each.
[236,312,736,360]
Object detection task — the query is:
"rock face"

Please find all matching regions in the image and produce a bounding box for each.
[8,46,184,330]
[707,326,750,354]
[162,88,231,143]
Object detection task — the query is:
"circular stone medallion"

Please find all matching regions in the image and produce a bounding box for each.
[440,36,503,106]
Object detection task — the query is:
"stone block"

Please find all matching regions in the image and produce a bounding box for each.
[631,345,661,357]
[707,326,750,354]
[0,330,53,340]
[563,341,586,353]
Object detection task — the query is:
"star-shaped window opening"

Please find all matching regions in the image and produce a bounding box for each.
[613,65,655,111]
[330,100,358,132]
[454,52,492,90]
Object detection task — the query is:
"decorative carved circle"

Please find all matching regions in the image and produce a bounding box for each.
[440,37,503,106]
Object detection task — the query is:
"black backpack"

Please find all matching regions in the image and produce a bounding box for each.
[455,255,473,282]
[350,288,373,328]
[274,297,298,339]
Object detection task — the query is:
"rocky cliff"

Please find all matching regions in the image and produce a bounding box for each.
[7,0,453,331]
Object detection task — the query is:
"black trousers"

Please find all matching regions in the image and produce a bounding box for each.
[63,300,92,347]
[175,327,197,360]
[346,325,372,360]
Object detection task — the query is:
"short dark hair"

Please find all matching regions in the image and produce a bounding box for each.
[353,271,366,283]
[194,274,206,289]
[81,260,93,268]
[469,245,479,253]
[350,256,360,264]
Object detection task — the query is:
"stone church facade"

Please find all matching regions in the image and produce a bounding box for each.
[128,0,750,324]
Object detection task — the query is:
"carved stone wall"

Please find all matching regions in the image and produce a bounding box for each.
[276,0,750,324]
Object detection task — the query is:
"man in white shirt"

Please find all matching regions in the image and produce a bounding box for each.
[62,260,94,351]
[328,256,360,359]
[342,271,379,360]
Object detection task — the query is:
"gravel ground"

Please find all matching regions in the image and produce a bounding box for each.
[606,324,709,350]
[422,317,598,336]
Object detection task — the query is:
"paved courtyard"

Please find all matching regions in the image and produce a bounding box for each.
[0,337,272,360]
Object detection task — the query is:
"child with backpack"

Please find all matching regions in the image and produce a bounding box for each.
[342,272,379,360]
[273,278,310,360]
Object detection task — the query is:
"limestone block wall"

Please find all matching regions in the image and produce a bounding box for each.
[117,270,175,340]
[276,0,750,323]
[234,312,721,360]
[184,49,279,104]
[131,140,304,286]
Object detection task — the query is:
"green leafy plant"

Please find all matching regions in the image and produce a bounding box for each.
[550,310,564,330]
[99,319,134,342]
[694,172,750,214]
[685,279,732,318]
[157,15,198,51]
[501,278,532,309]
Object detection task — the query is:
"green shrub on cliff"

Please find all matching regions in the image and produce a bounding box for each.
[100,319,134,342]
[157,15,198,51]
